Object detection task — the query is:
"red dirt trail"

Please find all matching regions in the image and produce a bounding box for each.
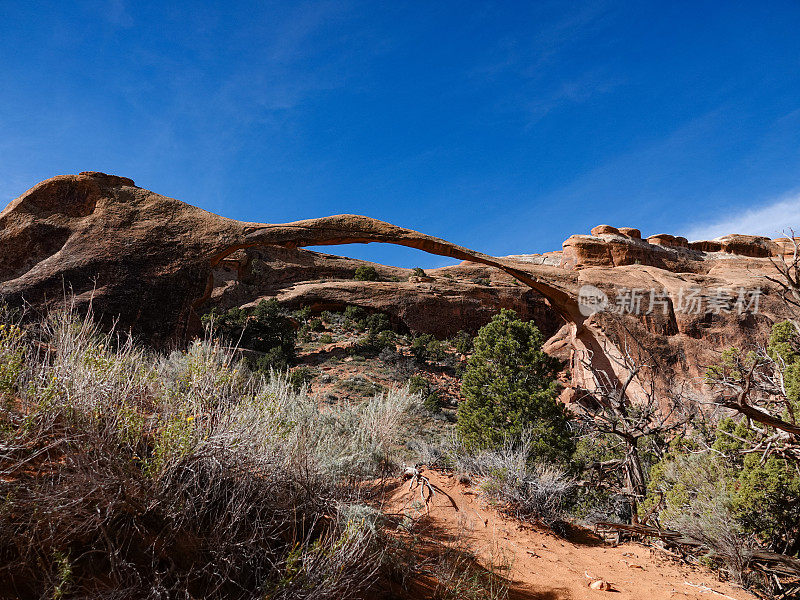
[382,470,756,600]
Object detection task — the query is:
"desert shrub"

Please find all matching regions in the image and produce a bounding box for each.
[202,299,296,371]
[288,366,316,391]
[358,329,396,356]
[456,309,573,463]
[292,306,312,322]
[422,390,442,414]
[409,334,451,367]
[453,432,576,527]
[409,333,447,364]
[407,374,442,413]
[407,439,446,467]
[344,305,367,330]
[569,432,632,523]
[319,333,333,344]
[0,305,422,599]
[645,448,755,582]
[297,324,311,343]
[375,329,396,349]
[353,265,379,281]
[366,312,392,334]
[451,330,473,355]
[426,339,448,364]
[379,347,416,381]
[471,276,490,286]
[377,346,396,363]
[410,334,434,362]
[338,375,385,398]
[308,317,325,332]
[411,267,426,277]
[714,419,800,555]
[0,321,25,397]
[407,374,428,395]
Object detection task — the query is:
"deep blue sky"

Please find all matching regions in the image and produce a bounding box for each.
[2,1,800,267]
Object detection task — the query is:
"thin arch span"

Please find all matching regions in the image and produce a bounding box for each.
[208,214,583,324]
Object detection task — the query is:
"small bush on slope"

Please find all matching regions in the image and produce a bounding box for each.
[202,298,296,372]
[451,329,474,355]
[449,431,576,527]
[354,265,379,281]
[0,304,420,599]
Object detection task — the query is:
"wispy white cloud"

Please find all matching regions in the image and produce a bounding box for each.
[105,0,134,28]
[682,192,800,240]
[525,67,624,124]
[467,0,620,124]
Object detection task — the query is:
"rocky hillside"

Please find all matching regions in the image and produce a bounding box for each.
[1,172,796,399]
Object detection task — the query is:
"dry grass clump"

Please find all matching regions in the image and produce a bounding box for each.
[0,304,420,599]
[449,431,576,527]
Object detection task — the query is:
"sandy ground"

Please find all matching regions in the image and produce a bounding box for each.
[382,469,757,600]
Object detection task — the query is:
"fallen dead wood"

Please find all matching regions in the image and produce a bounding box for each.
[402,466,459,514]
[594,522,700,547]
[683,581,739,599]
[594,521,800,578]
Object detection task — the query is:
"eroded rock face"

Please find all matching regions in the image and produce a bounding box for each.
[0,172,576,345]
[562,224,788,270]
[0,174,796,400]
[209,246,562,339]
[1,172,249,344]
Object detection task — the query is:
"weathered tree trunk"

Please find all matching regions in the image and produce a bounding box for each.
[622,438,647,522]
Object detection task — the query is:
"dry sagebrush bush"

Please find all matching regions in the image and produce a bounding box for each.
[449,430,576,527]
[0,304,420,599]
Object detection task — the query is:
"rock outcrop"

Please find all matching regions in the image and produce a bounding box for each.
[1,174,795,400]
[561,225,786,270]
[210,246,562,339]
[0,172,578,345]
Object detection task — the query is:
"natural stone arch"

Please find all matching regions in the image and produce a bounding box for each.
[202,214,638,399]
[0,173,631,398]
[207,214,583,324]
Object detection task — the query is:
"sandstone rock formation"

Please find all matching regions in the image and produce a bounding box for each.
[1,173,795,401]
[0,172,579,343]
[210,246,561,339]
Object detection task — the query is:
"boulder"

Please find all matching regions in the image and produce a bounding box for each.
[715,234,777,258]
[562,235,614,268]
[689,239,722,252]
[646,233,687,248]
[590,224,620,236]
[773,237,800,258]
[617,227,641,239]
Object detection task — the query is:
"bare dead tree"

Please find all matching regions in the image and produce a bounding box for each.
[705,232,800,464]
[766,230,800,319]
[575,331,694,521]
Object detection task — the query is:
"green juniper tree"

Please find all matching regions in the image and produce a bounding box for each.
[353,265,379,281]
[456,309,573,462]
[202,299,296,372]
